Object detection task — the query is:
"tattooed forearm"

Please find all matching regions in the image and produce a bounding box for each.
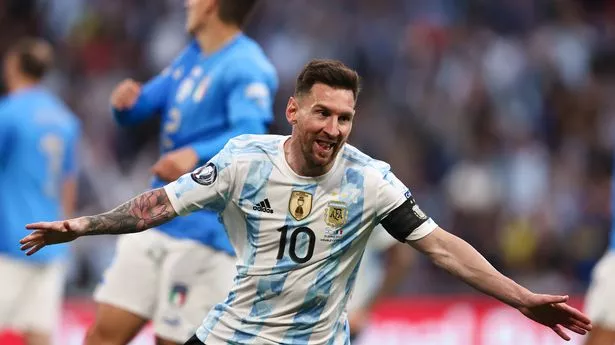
[81,188,177,235]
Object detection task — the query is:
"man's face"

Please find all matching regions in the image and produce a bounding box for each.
[185,0,214,35]
[286,83,356,171]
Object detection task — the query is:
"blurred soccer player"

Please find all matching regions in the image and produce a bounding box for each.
[86,1,278,344]
[346,227,413,342]
[22,59,592,345]
[0,38,80,345]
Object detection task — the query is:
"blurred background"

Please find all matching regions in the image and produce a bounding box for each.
[1,0,615,343]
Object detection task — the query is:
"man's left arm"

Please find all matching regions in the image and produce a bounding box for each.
[375,169,591,341]
[409,227,532,307]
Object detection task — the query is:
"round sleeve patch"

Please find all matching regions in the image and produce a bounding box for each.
[191,162,217,185]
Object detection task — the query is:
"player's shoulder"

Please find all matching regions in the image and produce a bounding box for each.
[225,134,284,158]
[174,40,200,63]
[225,36,277,79]
[340,143,392,176]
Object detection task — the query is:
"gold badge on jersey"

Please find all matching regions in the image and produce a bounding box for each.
[289,191,313,221]
[324,201,348,228]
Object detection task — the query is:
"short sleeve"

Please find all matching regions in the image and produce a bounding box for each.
[226,63,277,125]
[164,143,235,215]
[375,168,437,242]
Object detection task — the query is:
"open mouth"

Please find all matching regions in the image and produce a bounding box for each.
[315,140,335,153]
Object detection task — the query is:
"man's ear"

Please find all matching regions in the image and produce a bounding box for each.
[286,96,299,125]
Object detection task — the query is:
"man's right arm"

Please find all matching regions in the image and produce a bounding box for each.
[81,188,177,235]
[21,142,236,255]
[20,188,178,255]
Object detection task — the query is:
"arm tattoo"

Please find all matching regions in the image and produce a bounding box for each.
[82,188,177,236]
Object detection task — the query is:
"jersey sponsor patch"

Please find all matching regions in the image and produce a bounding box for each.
[191,162,217,186]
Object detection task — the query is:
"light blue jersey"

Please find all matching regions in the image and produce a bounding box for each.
[164,135,438,345]
[0,87,80,263]
[114,34,278,254]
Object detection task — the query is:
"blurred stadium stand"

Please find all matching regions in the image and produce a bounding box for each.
[1,0,615,344]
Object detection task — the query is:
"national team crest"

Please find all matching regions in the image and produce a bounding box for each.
[288,191,313,221]
[324,201,348,228]
[192,76,211,102]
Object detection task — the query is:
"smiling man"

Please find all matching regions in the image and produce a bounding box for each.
[21,59,592,345]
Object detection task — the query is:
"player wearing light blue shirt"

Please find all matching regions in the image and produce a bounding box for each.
[0,38,80,345]
[22,59,592,345]
[88,1,278,344]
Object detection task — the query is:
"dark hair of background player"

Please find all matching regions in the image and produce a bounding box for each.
[8,37,53,80]
[218,0,259,27]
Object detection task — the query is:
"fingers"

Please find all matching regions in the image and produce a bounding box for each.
[25,242,46,256]
[562,323,588,336]
[566,314,593,332]
[25,221,67,232]
[555,303,592,326]
[539,294,569,305]
[19,231,45,244]
[20,235,46,255]
[552,324,571,341]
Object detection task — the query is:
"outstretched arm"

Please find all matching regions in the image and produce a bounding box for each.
[81,188,176,235]
[410,227,592,341]
[21,188,177,255]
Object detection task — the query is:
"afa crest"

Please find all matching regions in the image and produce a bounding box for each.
[324,201,348,228]
[289,191,313,221]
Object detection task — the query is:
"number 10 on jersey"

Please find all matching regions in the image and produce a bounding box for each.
[276,226,316,264]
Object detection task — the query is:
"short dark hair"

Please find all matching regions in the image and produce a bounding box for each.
[218,0,259,27]
[8,38,53,80]
[295,59,361,101]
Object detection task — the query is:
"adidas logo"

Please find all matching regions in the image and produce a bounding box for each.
[253,198,274,213]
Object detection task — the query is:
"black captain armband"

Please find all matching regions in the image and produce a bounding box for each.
[380,197,429,242]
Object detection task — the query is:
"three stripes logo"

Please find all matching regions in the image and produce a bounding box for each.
[253,198,274,214]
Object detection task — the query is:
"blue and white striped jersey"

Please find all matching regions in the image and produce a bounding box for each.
[164,134,437,345]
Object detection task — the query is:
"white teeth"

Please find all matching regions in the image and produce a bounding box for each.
[316,141,334,150]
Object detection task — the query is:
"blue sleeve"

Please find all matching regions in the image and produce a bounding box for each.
[112,72,171,126]
[191,66,277,161]
[62,122,80,178]
[113,43,197,126]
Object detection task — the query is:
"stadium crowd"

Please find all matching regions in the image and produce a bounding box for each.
[2,0,615,297]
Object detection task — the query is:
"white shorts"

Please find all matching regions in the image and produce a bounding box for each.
[94,229,236,343]
[585,251,615,329]
[0,255,66,333]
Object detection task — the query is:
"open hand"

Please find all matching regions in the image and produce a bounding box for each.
[518,294,592,341]
[151,147,199,182]
[20,219,86,256]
